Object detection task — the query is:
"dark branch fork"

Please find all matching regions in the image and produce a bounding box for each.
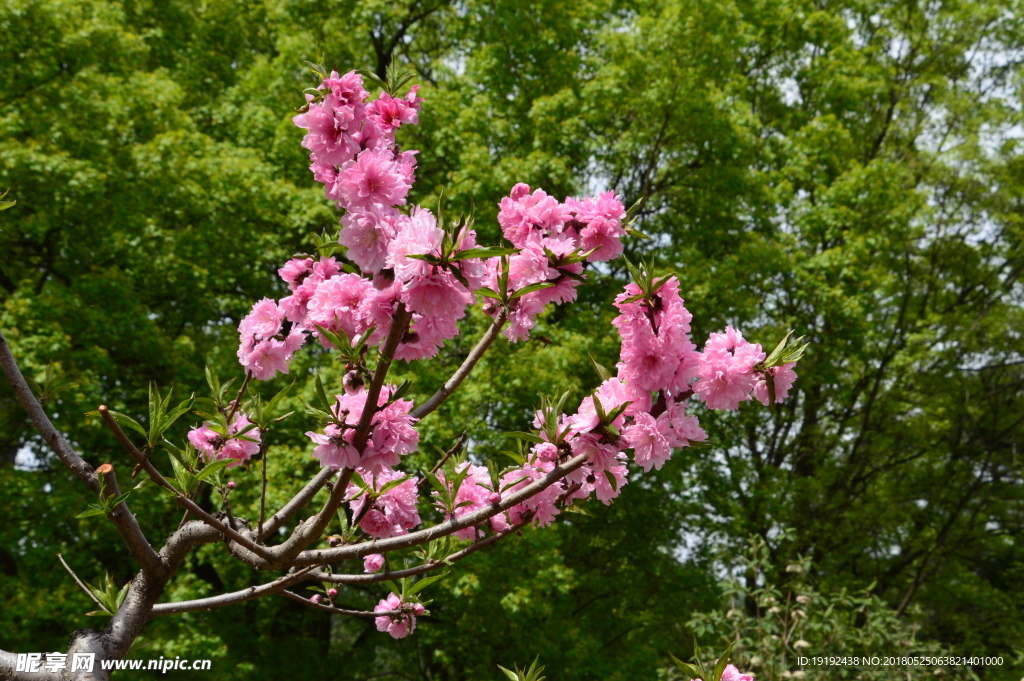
[0,307,549,679]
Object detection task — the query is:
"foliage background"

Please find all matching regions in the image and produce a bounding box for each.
[1,0,1022,679]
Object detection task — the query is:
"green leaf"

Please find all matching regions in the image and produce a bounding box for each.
[711,641,735,681]
[314,373,332,411]
[99,410,147,438]
[475,286,502,300]
[602,469,619,493]
[670,655,702,680]
[75,507,107,519]
[449,246,520,261]
[589,354,612,382]
[762,330,795,367]
[497,666,520,681]
[195,458,234,483]
[510,282,556,299]
[407,571,448,596]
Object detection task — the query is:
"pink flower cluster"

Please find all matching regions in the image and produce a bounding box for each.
[613,276,700,394]
[218,71,808,642]
[374,592,425,639]
[433,462,509,540]
[487,184,628,341]
[187,412,261,468]
[305,384,418,474]
[293,70,421,208]
[694,326,797,410]
[346,468,420,539]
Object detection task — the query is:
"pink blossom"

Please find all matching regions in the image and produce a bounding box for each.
[504,293,546,342]
[238,329,305,381]
[307,273,374,341]
[387,207,443,281]
[363,554,385,573]
[623,412,672,472]
[579,218,625,262]
[434,463,507,540]
[593,464,628,504]
[347,467,421,539]
[188,413,261,468]
[569,432,622,473]
[617,334,680,392]
[295,102,360,165]
[657,397,707,448]
[394,313,459,361]
[401,273,472,320]
[321,70,369,109]
[242,298,283,338]
[279,258,314,290]
[374,592,424,639]
[720,664,755,681]
[337,149,412,210]
[368,89,421,132]
[497,185,568,247]
[501,460,562,527]
[306,424,359,470]
[693,326,766,410]
[340,204,401,273]
[752,362,798,405]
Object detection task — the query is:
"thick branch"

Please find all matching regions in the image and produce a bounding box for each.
[0,328,98,493]
[353,303,412,451]
[411,308,508,420]
[293,452,588,566]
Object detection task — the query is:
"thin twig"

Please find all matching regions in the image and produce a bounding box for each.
[224,372,252,426]
[411,308,508,420]
[417,431,468,491]
[57,553,110,615]
[98,405,276,562]
[280,590,399,618]
[259,445,269,542]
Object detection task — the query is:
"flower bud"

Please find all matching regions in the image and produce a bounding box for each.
[226,481,236,490]
[310,594,321,604]
[785,563,804,573]
[488,493,501,504]
[796,594,811,605]
[794,639,810,650]
[327,588,337,597]
[768,606,781,614]
[749,657,763,667]
[328,536,341,547]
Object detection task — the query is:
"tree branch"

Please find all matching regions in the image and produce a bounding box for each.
[98,406,275,563]
[293,452,588,566]
[0,328,99,493]
[280,590,398,618]
[149,566,319,616]
[95,464,164,575]
[411,308,508,420]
